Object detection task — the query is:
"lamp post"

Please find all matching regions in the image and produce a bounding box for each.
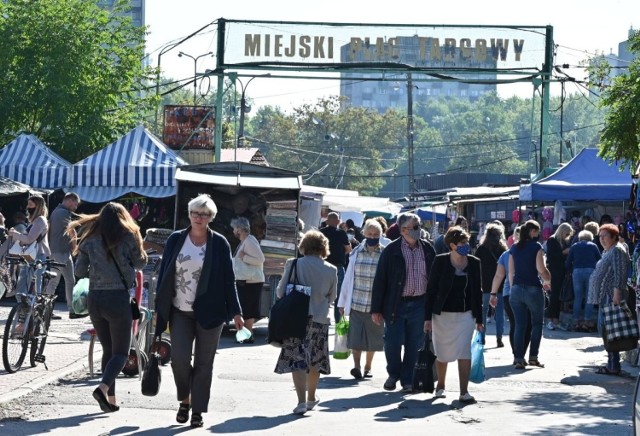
[234,75,270,148]
[406,73,415,200]
[178,51,213,106]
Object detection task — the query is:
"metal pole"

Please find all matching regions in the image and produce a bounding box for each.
[193,61,197,106]
[539,25,554,171]
[407,73,415,200]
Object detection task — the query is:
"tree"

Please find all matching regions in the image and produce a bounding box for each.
[0,0,156,162]
[589,30,640,170]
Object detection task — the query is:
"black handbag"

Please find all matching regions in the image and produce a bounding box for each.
[267,259,310,346]
[560,272,574,302]
[141,348,161,396]
[412,333,438,393]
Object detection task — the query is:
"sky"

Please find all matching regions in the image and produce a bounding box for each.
[145,0,639,112]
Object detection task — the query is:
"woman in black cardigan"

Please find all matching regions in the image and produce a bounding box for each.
[425,226,483,404]
[154,194,244,428]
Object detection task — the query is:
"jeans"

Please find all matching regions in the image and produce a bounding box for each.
[44,252,76,310]
[504,295,531,356]
[383,296,425,386]
[482,292,504,338]
[88,288,132,396]
[15,253,46,299]
[572,268,594,322]
[597,293,620,372]
[334,265,345,324]
[510,285,545,361]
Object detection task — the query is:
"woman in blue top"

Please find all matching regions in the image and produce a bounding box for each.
[565,230,601,332]
[508,220,552,369]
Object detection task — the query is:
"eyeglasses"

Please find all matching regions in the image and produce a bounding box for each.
[598,234,610,239]
[403,224,420,231]
[190,211,212,219]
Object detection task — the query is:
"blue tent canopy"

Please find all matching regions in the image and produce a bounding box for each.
[0,134,70,189]
[519,148,632,201]
[70,125,187,203]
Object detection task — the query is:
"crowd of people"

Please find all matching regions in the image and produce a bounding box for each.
[2,193,638,423]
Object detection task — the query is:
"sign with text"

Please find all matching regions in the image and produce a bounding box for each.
[163,105,215,150]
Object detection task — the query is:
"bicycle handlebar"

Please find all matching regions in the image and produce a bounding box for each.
[4,255,67,268]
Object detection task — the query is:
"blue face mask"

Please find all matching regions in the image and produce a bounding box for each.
[366,237,380,246]
[456,243,471,256]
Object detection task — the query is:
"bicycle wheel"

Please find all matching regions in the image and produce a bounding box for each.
[2,304,30,373]
[30,303,52,367]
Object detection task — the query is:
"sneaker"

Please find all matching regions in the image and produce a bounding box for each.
[401,384,414,394]
[306,396,320,410]
[546,321,556,330]
[50,314,62,320]
[459,393,476,404]
[434,388,446,398]
[69,312,89,319]
[497,337,504,348]
[383,377,398,391]
[293,403,307,415]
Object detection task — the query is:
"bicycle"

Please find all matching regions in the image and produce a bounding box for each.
[2,255,65,373]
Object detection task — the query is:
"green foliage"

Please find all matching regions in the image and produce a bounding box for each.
[0,0,156,161]
[594,30,640,170]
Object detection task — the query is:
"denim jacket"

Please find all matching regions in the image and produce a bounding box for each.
[75,232,147,291]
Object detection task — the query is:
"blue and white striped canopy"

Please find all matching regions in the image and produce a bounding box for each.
[70,125,186,203]
[0,134,71,189]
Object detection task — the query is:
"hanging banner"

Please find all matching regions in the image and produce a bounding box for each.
[163,105,215,150]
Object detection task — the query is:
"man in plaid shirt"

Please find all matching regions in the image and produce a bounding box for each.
[371,212,435,393]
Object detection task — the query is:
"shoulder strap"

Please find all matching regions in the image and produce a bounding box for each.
[287,258,298,285]
[101,234,129,291]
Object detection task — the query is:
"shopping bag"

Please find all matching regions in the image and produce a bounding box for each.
[267,260,310,346]
[8,240,37,261]
[560,272,574,302]
[333,317,351,359]
[141,352,162,396]
[602,301,639,352]
[71,278,90,315]
[412,333,438,393]
[470,330,485,383]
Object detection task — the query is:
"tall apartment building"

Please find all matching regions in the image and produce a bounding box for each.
[340,36,497,113]
[608,27,637,80]
[97,0,145,29]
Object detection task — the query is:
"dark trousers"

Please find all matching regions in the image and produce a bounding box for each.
[88,288,132,396]
[170,308,223,414]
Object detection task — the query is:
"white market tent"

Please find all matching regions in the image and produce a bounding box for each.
[69,125,187,203]
[0,134,71,189]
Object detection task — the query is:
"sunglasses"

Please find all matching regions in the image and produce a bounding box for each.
[190,211,212,219]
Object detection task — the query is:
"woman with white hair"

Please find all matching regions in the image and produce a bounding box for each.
[231,216,265,343]
[154,194,244,428]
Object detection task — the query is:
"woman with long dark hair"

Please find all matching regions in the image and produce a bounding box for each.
[545,222,574,330]
[69,202,147,413]
[475,223,507,347]
[508,220,552,369]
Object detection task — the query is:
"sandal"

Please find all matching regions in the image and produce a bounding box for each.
[363,369,373,378]
[514,361,526,370]
[176,403,190,424]
[528,359,545,368]
[596,366,621,376]
[190,412,203,428]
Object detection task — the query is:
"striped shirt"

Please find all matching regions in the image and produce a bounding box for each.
[400,238,427,297]
[350,247,383,312]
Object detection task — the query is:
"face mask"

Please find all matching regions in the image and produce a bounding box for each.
[456,243,471,256]
[366,237,380,246]
[26,207,35,215]
[407,228,422,241]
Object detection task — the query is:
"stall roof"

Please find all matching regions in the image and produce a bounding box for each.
[69,125,186,203]
[301,184,403,215]
[519,148,632,201]
[0,176,44,196]
[175,162,302,190]
[0,134,71,189]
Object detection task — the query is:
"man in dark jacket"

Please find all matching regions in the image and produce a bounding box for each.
[371,212,435,393]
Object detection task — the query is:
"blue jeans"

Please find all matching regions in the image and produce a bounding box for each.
[383,296,425,386]
[482,292,504,338]
[510,285,545,361]
[16,253,47,299]
[572,268,594,322]
[597,294,620,372]
[334,265,345,324]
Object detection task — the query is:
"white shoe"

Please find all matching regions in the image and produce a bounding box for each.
[293,403,307,415]
[546,321,556,330]
[306,397,320,410]
[434,388,446,398]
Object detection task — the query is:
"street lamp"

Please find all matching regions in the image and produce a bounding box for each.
[178,51,213,106]
[234,75,270,147]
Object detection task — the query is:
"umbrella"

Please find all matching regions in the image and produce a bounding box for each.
[412,333,438,393]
